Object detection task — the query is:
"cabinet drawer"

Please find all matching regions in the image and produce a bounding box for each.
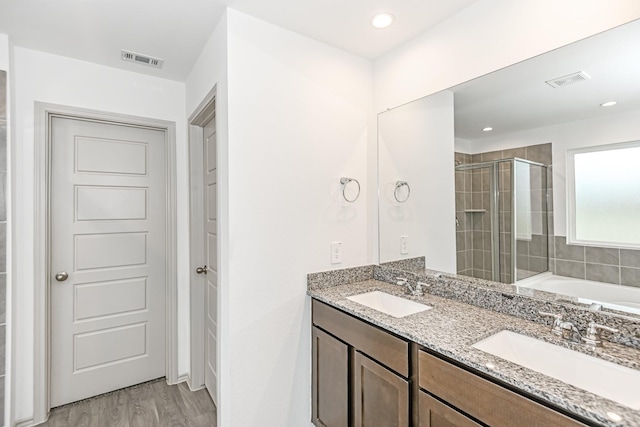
[418,351,586,427]
[312,299,409,377]
[419,392,481,427]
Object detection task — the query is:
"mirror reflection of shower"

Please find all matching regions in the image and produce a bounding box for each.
[454,154,549,284]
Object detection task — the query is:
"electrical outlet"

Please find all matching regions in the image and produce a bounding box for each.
[331,241,343,264]
[400,235,408,254]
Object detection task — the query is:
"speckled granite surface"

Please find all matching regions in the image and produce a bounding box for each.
[308,278,640,427]
[373,266,640,350]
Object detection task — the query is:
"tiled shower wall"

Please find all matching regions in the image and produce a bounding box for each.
[0,70,6,424]
[455,143,552,283]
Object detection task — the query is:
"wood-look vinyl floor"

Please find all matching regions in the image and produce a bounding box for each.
[41,379,217,427]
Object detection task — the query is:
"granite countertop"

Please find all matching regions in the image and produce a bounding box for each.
[308,279,640,427]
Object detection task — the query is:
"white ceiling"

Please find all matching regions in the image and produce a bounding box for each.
[0,0,478,81]
[453,19,640,141]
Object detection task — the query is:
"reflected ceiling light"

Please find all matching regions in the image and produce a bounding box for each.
[607,412,622,422]
[371,13,394,29]
[482,127,493,132]
[600,101,617,107]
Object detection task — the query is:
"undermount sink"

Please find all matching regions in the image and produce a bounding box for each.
[346,291,431,318]
[472,330,640,410]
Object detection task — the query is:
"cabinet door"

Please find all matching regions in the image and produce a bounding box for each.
[312,327,349,427]
[353,351,409,427]
[419,392,482,427]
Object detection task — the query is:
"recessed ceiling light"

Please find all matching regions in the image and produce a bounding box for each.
[371,13,394,29]
[600,101,617,107]
[482,127,493,132]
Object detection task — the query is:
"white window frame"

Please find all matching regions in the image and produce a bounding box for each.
[567,139,640,249]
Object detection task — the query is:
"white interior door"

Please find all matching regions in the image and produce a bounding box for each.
[203,115,218,404]
[50,117,166,407]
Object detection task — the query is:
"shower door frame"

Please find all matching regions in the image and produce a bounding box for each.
[455,157,548,283]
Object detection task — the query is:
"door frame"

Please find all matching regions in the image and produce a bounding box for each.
[32,102,178,422]
[187,86,217,392]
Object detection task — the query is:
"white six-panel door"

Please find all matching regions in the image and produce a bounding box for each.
[203,115,218,404]
[50,117,166,406]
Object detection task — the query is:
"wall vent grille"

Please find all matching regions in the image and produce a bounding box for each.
[121,50,164,69]
[545,71,590,88]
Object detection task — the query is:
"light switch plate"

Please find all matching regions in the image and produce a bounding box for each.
[331,241,342,264]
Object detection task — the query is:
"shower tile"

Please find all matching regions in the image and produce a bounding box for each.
[0,223,5,272]
[481,212,491,230]
[464,172,472,192]
[483,233,492,251]
[464,231,473,249]
[482,192,490,211]
[454,152,466,164]
[456,251,467,271]
[529,234,545,257]
[585,247,620,266]
[585,263,620,285]
[548,236,555,259]
[620,267,640,287]
[555,236,584,262]
[481,170,490,191]
[464,193,472,210]
[620,249,640,268]
[471,192,483,210]
[525,143,552,164]
[483,251,493,271]
[530,167,542,189]
[0,172,5,221]
[471,153,482,164]
[455,192,465,211]
[502,147,527,159]
[555,260,585,279]
[456,212,467,230]
[547,212,554,235]
[472,232,483,250]
[516,239,529,255]
[499,191,511,212]
[0,123,6,172]
[529,256,548,273]
[456,232,465,251]
[481,150,502,162]
[501,215,511,233]
[472,251,484,270]
[499,170,511,191]
[516,254,530,271]
[0,273,4,324]
[455,172,465,192]
[0,325,4,375]
[548,258,556,274]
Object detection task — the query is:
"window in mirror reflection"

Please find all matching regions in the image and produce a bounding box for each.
[568,141,640,248]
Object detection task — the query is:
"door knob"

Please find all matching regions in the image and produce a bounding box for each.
[196,266,208,275]
[55,271,69,282]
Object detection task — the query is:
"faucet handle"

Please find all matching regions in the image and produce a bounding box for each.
[583,322,619,348]
[416,281,429,290]
[538,311,564,336]
[396,277,408,286]
[538,311,563,321]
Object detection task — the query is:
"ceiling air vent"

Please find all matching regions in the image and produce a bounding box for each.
[121,50,164,69]
[545,71,590,88]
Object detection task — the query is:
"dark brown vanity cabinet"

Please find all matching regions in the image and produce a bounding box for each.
[418,351,586,427]
[312,300,410,427]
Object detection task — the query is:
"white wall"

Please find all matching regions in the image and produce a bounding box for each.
[374,0,640,112]
[459,108,640,237]
[378,91,456,272]
[11,47,189,421]
[222,9,373,426]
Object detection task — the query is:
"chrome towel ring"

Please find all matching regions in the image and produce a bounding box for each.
[340,177,360,202]
[394,181,410,203]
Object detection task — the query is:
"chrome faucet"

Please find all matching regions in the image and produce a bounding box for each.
[582,322,619,348]
[538,312,580,340]
[396,277,427,296]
